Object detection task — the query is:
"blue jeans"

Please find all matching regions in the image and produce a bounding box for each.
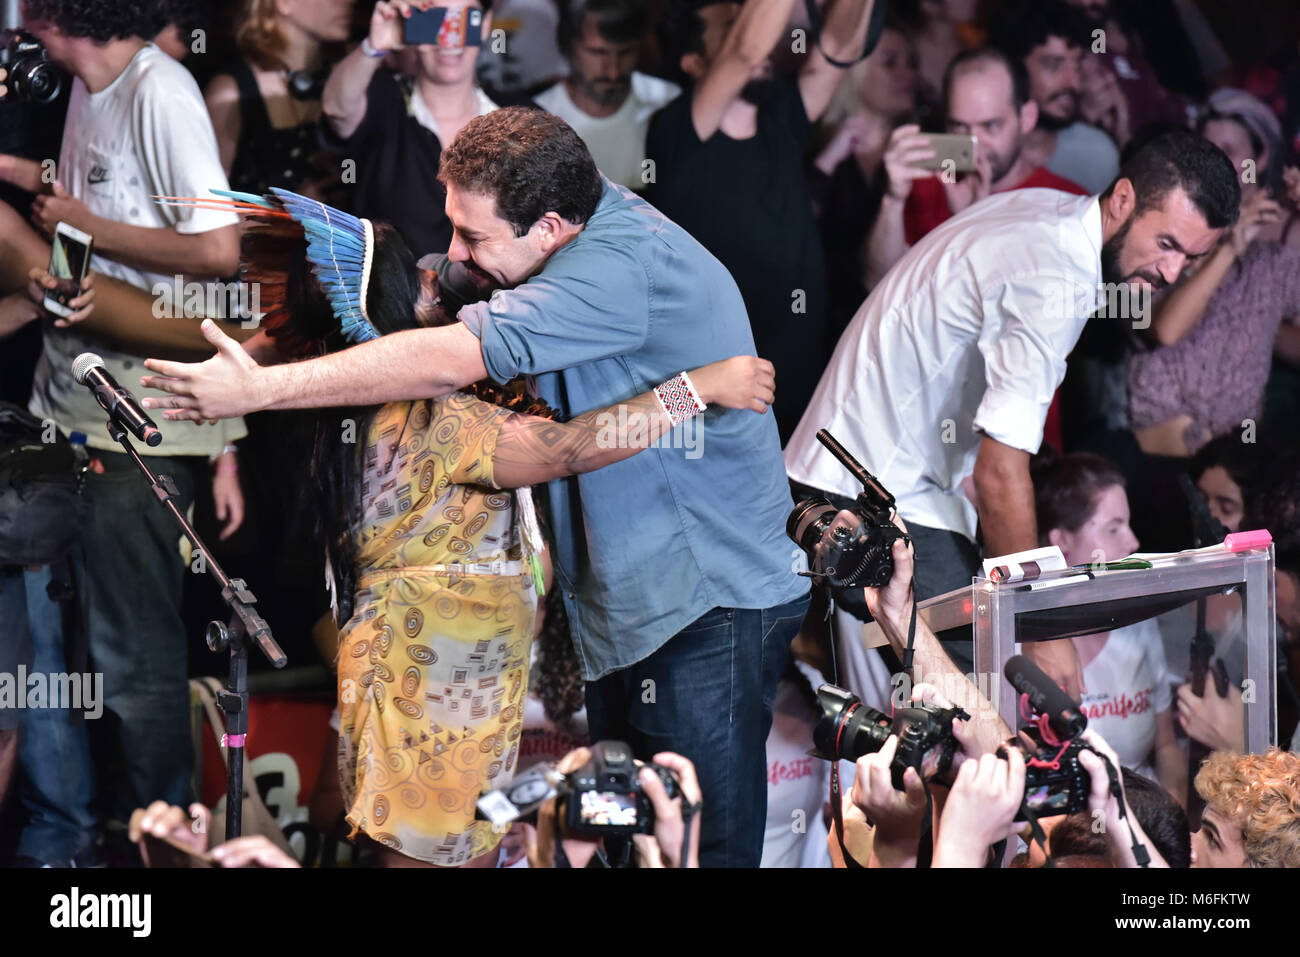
[16,564,97,862]
[584,592,810,867]
[19,450,196,857]
[0,566,33,731]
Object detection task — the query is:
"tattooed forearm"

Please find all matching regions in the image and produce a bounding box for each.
[491,391,675,489]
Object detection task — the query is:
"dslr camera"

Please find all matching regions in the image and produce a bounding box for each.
[476,740,681,837]
[998,654,1118,821]
[1,29,62,105]
[788,429,909,589]
[812,683,968,789]
[999,730,1093,820]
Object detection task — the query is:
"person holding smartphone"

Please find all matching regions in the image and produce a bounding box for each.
[320,0,497,259]
[865,47,1087,289]
[787,130,1241,704]
[0,266,93,337]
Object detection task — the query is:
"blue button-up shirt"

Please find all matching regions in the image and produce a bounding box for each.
[457,180,807,679]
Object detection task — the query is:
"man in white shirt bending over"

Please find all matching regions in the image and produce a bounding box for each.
[785,131,1240,696]
[535,0,678,191]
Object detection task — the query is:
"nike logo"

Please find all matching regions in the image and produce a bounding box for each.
[87,165,110,185]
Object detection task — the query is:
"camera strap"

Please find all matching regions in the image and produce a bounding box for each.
[900,592,919,673]
[679,799,702,868]
[828,759,865,868]
[1021,804,1054,867]
[552,823,613,869]
[1099,751,1151,868]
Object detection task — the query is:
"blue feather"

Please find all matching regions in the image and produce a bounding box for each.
[210,188,272,207]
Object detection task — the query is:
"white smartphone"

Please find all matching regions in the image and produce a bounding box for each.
[45,221,94,318]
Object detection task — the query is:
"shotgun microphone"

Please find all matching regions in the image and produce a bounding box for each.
[1004,653,1087,739]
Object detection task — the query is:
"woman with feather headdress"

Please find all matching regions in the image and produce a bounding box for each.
[169,187,773,866]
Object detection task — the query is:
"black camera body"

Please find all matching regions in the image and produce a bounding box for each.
[560,741,680,837]
[813,684,968,789]
[999,731,1093,821]
[1,29,62,105]
[474,740,681,836]
[788,430,908,589]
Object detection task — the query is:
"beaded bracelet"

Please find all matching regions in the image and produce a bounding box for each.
[653,372,706,428]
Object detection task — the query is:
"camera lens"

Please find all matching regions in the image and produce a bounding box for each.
[786,497,836,552]
[812,684,891,762]
[19,63,61,104]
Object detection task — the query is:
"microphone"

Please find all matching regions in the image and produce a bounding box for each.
[72,352,163,447]
[1004,653,1087,739]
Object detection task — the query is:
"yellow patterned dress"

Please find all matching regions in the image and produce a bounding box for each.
[337,392,538,865]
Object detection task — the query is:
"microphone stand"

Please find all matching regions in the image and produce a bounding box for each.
[101,416,286,842]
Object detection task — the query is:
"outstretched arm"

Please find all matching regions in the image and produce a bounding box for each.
[491,357,775,488]
[798,0,876,123]
[143,319,488,419]
[865,535,1013,755]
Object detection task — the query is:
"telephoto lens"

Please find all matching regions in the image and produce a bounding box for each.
[812,683,968,789]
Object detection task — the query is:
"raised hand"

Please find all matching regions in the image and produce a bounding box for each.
[931,748,1025,867]
[941,143,991,215]
[369,1,418,53]
[1227,191,1283,256]
[882,124,937,202]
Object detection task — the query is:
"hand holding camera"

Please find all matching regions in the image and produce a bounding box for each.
[932,748,1026,868]
[881,124,937,202]
[632,752,702,868]
[488,742,700,868]
[851,734,928,867]
[1076,729,1168,868]
[910,681,983,774]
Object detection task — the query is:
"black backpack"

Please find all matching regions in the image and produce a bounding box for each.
[0,401,90,565]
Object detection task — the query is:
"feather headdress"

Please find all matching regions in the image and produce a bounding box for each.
[153,188,560,420]
[155,187,379,354]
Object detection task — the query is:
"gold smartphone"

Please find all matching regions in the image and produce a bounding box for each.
[912,133,978,174]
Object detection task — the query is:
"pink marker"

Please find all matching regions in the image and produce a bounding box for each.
[1225,529,1272,551]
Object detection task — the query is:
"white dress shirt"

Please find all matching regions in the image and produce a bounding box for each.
[785,189,1104,541]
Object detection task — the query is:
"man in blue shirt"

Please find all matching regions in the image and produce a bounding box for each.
[142,107,809,867]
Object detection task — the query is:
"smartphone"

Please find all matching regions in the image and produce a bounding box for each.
[913,133,978,174]
[404,6,483,47]
[45,221,93,318]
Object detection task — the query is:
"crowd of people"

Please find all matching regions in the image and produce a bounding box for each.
[2,0,1300,871]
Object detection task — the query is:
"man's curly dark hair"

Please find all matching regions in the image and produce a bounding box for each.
[21,0,170,42]
[987,0,1093,67]
[437,106,604,237]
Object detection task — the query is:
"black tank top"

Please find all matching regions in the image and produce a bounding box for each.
[224,58,328,194]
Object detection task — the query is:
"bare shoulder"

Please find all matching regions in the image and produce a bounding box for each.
[205,72,241,107]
